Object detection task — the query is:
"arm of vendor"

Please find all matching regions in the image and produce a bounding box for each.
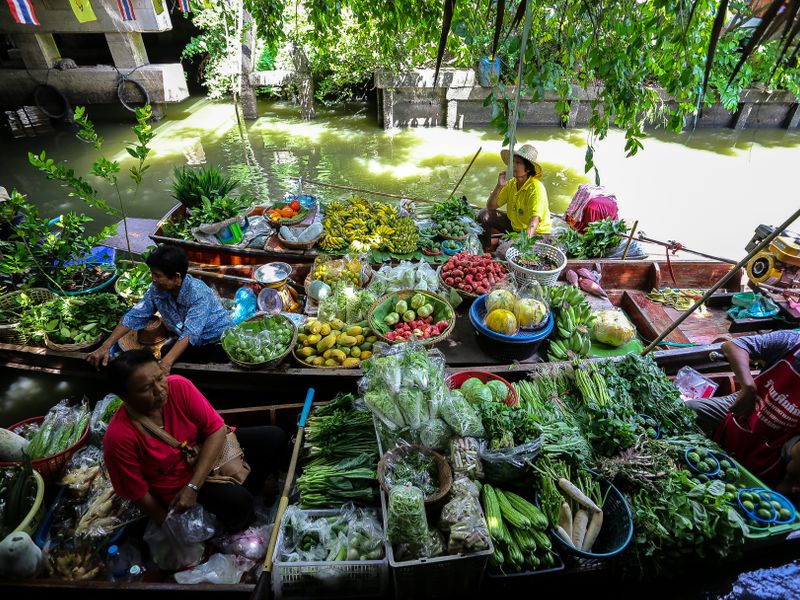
[87,245,232,372]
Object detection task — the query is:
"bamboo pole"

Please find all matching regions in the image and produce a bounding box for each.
[636,234,737,264]
[642,206,800,354]
[620,220,639,260]
[446,147,482,201]
[303,178,428,203]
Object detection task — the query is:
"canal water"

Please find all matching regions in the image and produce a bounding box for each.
[2,96,800,417]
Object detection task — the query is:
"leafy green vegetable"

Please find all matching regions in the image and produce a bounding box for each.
[384,450,439,497]
[297,452,378,508]
[486,380,510,404]
[387,483,428,548]
[18,293,126,345]
[0,457,37,538]
[555,218,628,259]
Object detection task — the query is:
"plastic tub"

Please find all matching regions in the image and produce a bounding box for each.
[445,370,518,407]
[469,295,553,361]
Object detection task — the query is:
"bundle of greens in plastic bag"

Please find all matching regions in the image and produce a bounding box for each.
[382,444,440,498]
[438,476,491,554]
[369,261,441,295]
[387,483,428,551]
[439,391,485,438]
[25,399,89,460]
[318,281,376,324]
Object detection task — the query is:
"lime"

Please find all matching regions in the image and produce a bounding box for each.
[725,483,737,494]
[742,500,755,512]
[771,500,782,511]
[779,508,792,521]
[757,508,772,520]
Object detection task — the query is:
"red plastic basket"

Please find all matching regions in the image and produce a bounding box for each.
[0,416,89,483]
[445,370,519,407]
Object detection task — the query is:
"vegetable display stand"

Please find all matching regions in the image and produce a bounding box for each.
[445,370,519,407]
[271,509,389,599]
[0,416,89,483]
[550,477,633,568]
[0,288,56,345]
[385,519,493,600]
[733,460,800,547]
[13,470,45,536]
[505,243,566,286]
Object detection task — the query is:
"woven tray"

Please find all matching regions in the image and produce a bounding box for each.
[44,332,104,353]
[264,204,316,227]
[291,347,364,370]
[0,288,56,346]
[367,289,455,348]
[278,227,322,250]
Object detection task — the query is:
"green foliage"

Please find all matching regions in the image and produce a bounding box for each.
[172,165,239,209]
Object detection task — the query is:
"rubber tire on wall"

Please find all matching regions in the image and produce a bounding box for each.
[117,77,150,113]
[33,84,70,120]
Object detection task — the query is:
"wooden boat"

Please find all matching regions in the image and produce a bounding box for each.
[1,257,795,405]
[150,204,320,266]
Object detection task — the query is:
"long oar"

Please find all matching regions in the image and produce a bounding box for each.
[251,387,315,600]
[642,206,800,354]
[445,147,482,201]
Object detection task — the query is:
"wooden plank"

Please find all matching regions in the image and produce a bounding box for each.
[620,290,691,345]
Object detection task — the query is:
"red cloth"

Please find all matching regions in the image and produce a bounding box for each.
[579,196,618,231]
[103,375,225,504]
[564,184,619,232]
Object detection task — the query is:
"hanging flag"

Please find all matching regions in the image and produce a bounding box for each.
[152,0,164,14]
[178,0,191,13]
[6,0,40,25]
[116,0,135,20]
[68,0,97,22]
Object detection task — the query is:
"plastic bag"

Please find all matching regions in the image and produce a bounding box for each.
[439,392,485,438]
[449,438,484,480]
[164,504,219,546]
[439,492,482,533]
[213,525,269,561]
[89,394,122,442]
[418,418,452,451]
[450,476,481,500]
[60,445,104,499]
[345,509,384,561]
[387,484,428,547]
[479,437,543,484]
[383,444,440,498]
[674,366,719,400]
[174,553,255,584]
[144,520,205,571]
[447,512,490,554]
[513,281,549,329]
[592,309,635,347]
[230,287,258,324]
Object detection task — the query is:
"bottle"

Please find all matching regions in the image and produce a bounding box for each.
[106,545,130,582]
[127,564,146,582]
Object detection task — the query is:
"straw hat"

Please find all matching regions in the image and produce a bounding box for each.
[501,144,543,178]
[118,317,171,359]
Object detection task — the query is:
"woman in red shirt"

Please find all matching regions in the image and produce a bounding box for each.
[103,350,287,531]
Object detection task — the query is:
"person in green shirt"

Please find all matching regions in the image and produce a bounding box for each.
[478,144,552,252]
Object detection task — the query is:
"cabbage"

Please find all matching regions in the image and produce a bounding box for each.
[460,377,483,400]
[463,382,493,405]
[398,388,424,429]
[592,310,636,347]
[485,380,510,404]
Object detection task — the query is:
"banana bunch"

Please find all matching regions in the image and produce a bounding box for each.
[387,216,418,254]
[321,196,415,253]
[545,285,596,362]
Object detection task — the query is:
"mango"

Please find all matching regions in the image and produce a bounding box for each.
[320,323,331,336]
[342,357,360,368]
[323,349,333,359]
[346,325,363,337]
[337,334,357,347]
[331,318,346,331]
[360,351,372,360]
[366,335,377,343]
[336,345,351,356]
[324,358,338,367]
[359,342,373,352]
[331,349,347,363]
[317,334,337,353]
[305,334,321,346]
[355,334,365,345]
[331,330,341,338]
[297,333,308,343]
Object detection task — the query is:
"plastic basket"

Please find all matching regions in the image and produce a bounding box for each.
[0,416,89,483]
[12,470,45,536]
[49,263,118,297]
[34,486,125,550]
[0,288,56,345]
[469,295,554,361]
[505,243,566,286]
[732,460,800,546]
[445,370,519,407]
[271,508,389,599]
[550,475,633,567]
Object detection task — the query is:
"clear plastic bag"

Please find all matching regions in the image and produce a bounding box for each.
[387,484,428,547]
[449,438,484,480]
[439,492,482,533]
[418,418,452,451]
[450,476,481,500]
[89,394,122,442]
[213,525,269,561]
[174,553,255,584]
[479,437,543,484]
[345,509,384,561]
[60,445,104,499]
[447,512,490,555]
[144,520,205,571]
[164,504,219,546]
[439,392,485,438]
[674,366,719,400]
[383,444,440,498]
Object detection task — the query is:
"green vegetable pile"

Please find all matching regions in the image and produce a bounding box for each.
[298,393,379,508]
[555,218,628,259]
[24,400,89,460]
[222,315,294,364]
[0,459,37,538]
[384,449,439,498]
[18,293,126,346]
[115,262,151,304]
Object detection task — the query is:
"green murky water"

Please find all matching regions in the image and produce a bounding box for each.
[2,97,800,418]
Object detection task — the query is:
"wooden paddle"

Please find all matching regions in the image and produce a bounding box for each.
[250,387,315,600]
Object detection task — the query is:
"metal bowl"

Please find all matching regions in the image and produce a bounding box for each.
[254,262,293,287]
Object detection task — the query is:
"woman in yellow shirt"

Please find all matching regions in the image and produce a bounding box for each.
[478,144,551,251]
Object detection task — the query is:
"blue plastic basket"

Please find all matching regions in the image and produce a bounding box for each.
[469,294,553,344]
[48,262,118,296]
[684,447,721,477]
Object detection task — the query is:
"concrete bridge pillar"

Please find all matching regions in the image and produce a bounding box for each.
[104,32,149,69]
[11,33,60,70]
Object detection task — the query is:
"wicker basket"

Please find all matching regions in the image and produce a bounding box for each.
[264,204,317,227]
[0,416,89,483]
[278,226,322,250]
[367,289,455,348]
[505,243,567,286]
[44,332,104,353]
[222,314,298,369]
[0,288,56,346]
[377,445,452,505]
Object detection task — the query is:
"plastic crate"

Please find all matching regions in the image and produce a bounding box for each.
[271,508,389,600]
[485,540,565,587]
[732,460,800,547]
